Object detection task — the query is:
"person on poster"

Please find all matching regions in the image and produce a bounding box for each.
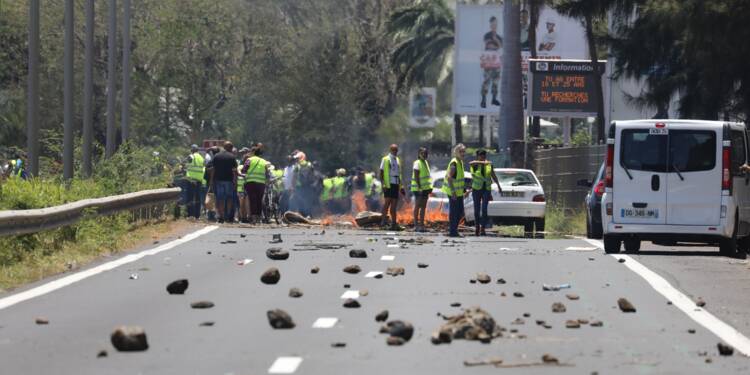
[480,16,502,108]
[520,9,530,50]
[539,21,557,52]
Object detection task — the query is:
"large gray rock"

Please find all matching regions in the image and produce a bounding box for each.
[261,268,281,284]
[386,320,414,341]
[266,248,289,260]
[349,249,367,258]
[111,326,149,352]
[434,307,502,343]
[267,309,295,329]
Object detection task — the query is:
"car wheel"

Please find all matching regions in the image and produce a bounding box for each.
[603,235,621,254]
[720,215,743,258]
[624,239,640,253]
[524,220,534,237]
[591,217,603,239]
[586,214,593,238]
[534,218,545,239]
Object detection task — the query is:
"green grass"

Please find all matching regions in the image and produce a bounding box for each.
[545,205,587,236]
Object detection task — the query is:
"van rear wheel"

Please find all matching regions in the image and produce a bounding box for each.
[624,239,641,253]
[720,217,743,258]
[603,236,621,254]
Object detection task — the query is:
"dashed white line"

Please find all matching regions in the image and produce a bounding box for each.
[565,246,597,251]
[364,271,383,278]
[0,225,219,311]
[386,244,399,248]
[268,356,303,374]
[582,237,750,356]
[340,290,360,299]
[380,255,395,261]
[312,317,338,328]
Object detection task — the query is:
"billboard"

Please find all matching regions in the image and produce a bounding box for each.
[409,87,437,128]
[528,59,606,117]
[453,4,504,116]
[522,5,588,59]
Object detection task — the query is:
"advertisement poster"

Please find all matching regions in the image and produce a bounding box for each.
[409,87,437,128]
[452,4,504,116]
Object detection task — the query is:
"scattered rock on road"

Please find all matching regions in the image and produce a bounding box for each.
[166,279,189,295]
[343,265,361,274]
[385,320,414,341]
[417,263,429,268]
[96,350,108,358]
[343,299,361,308]
[267,309,295,329]
[565,320,580,329]
[386,267,405,276]
[261,268,281,284]
[310,266,320,274]
[190,301,214,309]
[266,248,290,260]
[565,293,579,301]
[696,298,706,307]
[541,354,559,364]
[618,298,636,313]
[513,292,524,298]
[590,320,603,327]
[434,307,501,344]
[288,288,303,298]
[431,327,453,345]
[349,249,367,258]
[688,328,696,334]
[387,336,406,346]
[551,302,566,313]
[450,302,461,307]
[476,273,491,284]
[199,321,215,327]
[110,326,149,351]
[618,258,626,263]
[717,343,734,356]
[270,234,283,243]
[331,342,346,348]
[35,317,49,325]
[375,310,389,322]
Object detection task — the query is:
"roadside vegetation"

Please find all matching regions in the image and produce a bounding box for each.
[495,205,586,238]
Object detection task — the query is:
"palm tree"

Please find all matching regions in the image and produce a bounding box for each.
[501,0,523,153]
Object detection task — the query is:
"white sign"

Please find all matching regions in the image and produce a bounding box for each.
[409,87,437,128]
[453,4,504,116]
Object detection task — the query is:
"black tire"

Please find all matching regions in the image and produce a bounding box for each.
[624,239,641,253]
[591,219,603,239]
[534,218,545,239]
[586,217,593,239]
[524,220,534,237]
[603,235,621,254]
[720,215,742,258]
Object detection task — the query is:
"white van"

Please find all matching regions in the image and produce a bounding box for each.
[601,120,749,257]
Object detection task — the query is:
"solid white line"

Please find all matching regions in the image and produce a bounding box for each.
[312,317,338,329]
[0,225,219,311]
[565,246,597,251]
[340,290,360,299]
[380,255,395,261]
[268,356,303,374]
[582,237,750,356]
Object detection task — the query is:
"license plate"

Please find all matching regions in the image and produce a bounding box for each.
[501,191,524,197]
[649,128,668,135]
[621,208,659,218]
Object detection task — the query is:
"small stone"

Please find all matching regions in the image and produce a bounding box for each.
[96,350,108,358]
[35,317,49,325]
[590,320,604,327]
[360,289,369,297]
[331,342,346,348]
[266,248,290,260]
[578,318,589,325]
[500,292,506,297]
[267,309,295,329]
[469,279,476,284]
[190,301,214,309]
[523,312,531,317]
[417,263,429,268]
[541,354,559,364]
[450,302,461,307]
[199,321,215,327]
[310,266,320,274]
[688,328,696,334]
[476,273,491,284]
[386,336,405,346]
[431,328,453,344]
[289,288,303,298]
[705,358,713,363]
[240,234,246,238]
[386,320,414,341]
[206,251,212,254]
[551,302,566,313]
[375,310,389,322]
[566,293,580,301]
[566,320,580,328]
[536,320,546,325]
[110,326,149,351]
[496,278,506,284]
[618,298,636,312]
[509,328,518,333]
[166,279,189,295]
[717,342,734,356]
[374,273,383,279]
[618,258,625,263]
[261,268,281,284]
[588,257,595,261]
[270,234,283,243]
[343,299,361,308]
[667,301,673,305]
[696,298,706,307]
[512,318,525,325]
[343,284,351,288]
[513,292,524,298]
[386,267,405,276]
[543,324,552,329]
[343,265,362,274]
[349,249,367,258]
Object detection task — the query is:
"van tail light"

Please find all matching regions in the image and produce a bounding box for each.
[722,146,731,191]
[594,180,605,197]
[532,194,546,202]
[605,143,614,188]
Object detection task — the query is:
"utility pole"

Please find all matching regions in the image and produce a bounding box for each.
[82,0,95,177]
[500,0,523,155]
[27,0,40,177]
[121,0,131,143]
[63,0,75,180]
[105,0,118,158]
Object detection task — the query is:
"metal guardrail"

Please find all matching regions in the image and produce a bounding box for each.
[0,188,181,236]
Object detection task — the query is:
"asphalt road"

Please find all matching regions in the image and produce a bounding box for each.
[1,224,749,374]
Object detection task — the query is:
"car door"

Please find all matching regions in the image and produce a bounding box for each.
[613,125,668,224]
[665,127,721,225]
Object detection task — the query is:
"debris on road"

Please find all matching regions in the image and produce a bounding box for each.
[542,283,570,291]
[382,320,414,345]
[551,302,566,313]
[360,289,369,296]
[688,328,696,334]
[386,267,405,276]
[221,240,237,244]
[513,292,524,298]
[166,279,189,295]
[343,299,361,308]
[450,302,461,307]
[512,318,525,325]
[199,321,215,327]
[496,278,506,284]
[261,268,281,284]
[618,298,637,313]
[35,317,49,325]
[110,326,149,351]
[433,307,501,344]
[375,310,389,322]
[717,343,734,356]
[343,284,350,288]
[96,350,108,358]
[343,265,361,274]
[386,336,405,346]
[129,273,138,280]
[270,234,283,243]
[417,263,429,268]
[267,309,295,329]
[283,211,314,224]
[190,301,214,309]
[566,293,579,300]
[289,288,303,298]
[355,211,382,227]
[399,237,435,245]
[331,342,346,348]
[463,358,503,367]
[266,248,290,260]
[618,258,626,263]
[696,298,706,307]
[349,249,367,258]
[565,320,580,328]
[542,354,559,364]
[590,320,603,327]
[237,258,253,266]
[476,273,491,284]
[311,266,320,274]
[295,242,351,251]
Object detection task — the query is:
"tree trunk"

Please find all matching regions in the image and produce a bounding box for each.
[528,0,541,139]
[454,114,463,144]
[501,0,523,150]
[585,13,605,144]
[478,116,484,146]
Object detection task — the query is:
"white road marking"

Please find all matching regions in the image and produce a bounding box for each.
[381,255,396,261]
[0,225,219,311]
[385,232,396,235]
[582,237,750,356]
[340,290,360,299]
[312,317,338,328]
[386,244,399,248]
[565,246,597,251]
[268,356,303,374]
[364,271,383,278]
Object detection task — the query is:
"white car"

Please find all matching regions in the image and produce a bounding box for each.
[422,169,473,214]
[601,120,749,257]
[464,168,546,233]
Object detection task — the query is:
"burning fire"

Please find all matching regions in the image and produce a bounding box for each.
[319,191,449,227]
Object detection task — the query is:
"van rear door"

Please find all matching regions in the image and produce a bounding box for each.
[613,125,668,224]
[665,128,721,225]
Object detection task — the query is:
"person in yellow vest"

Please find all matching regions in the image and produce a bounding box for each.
[352,168,382,212]
[241,145,271,224]
[443,143,467,237]
[236,147,251,223]
[320,175,335,213]
[411,147,433,232]
[469,149,502,236]
[379,144,405,230]
[331,168,350,214]
[185,144,206,219]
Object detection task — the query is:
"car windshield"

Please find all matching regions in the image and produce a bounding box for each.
[496,171,537,186]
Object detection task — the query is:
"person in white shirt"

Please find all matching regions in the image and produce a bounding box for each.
[539,21,557,52]
[379,144,405,229]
